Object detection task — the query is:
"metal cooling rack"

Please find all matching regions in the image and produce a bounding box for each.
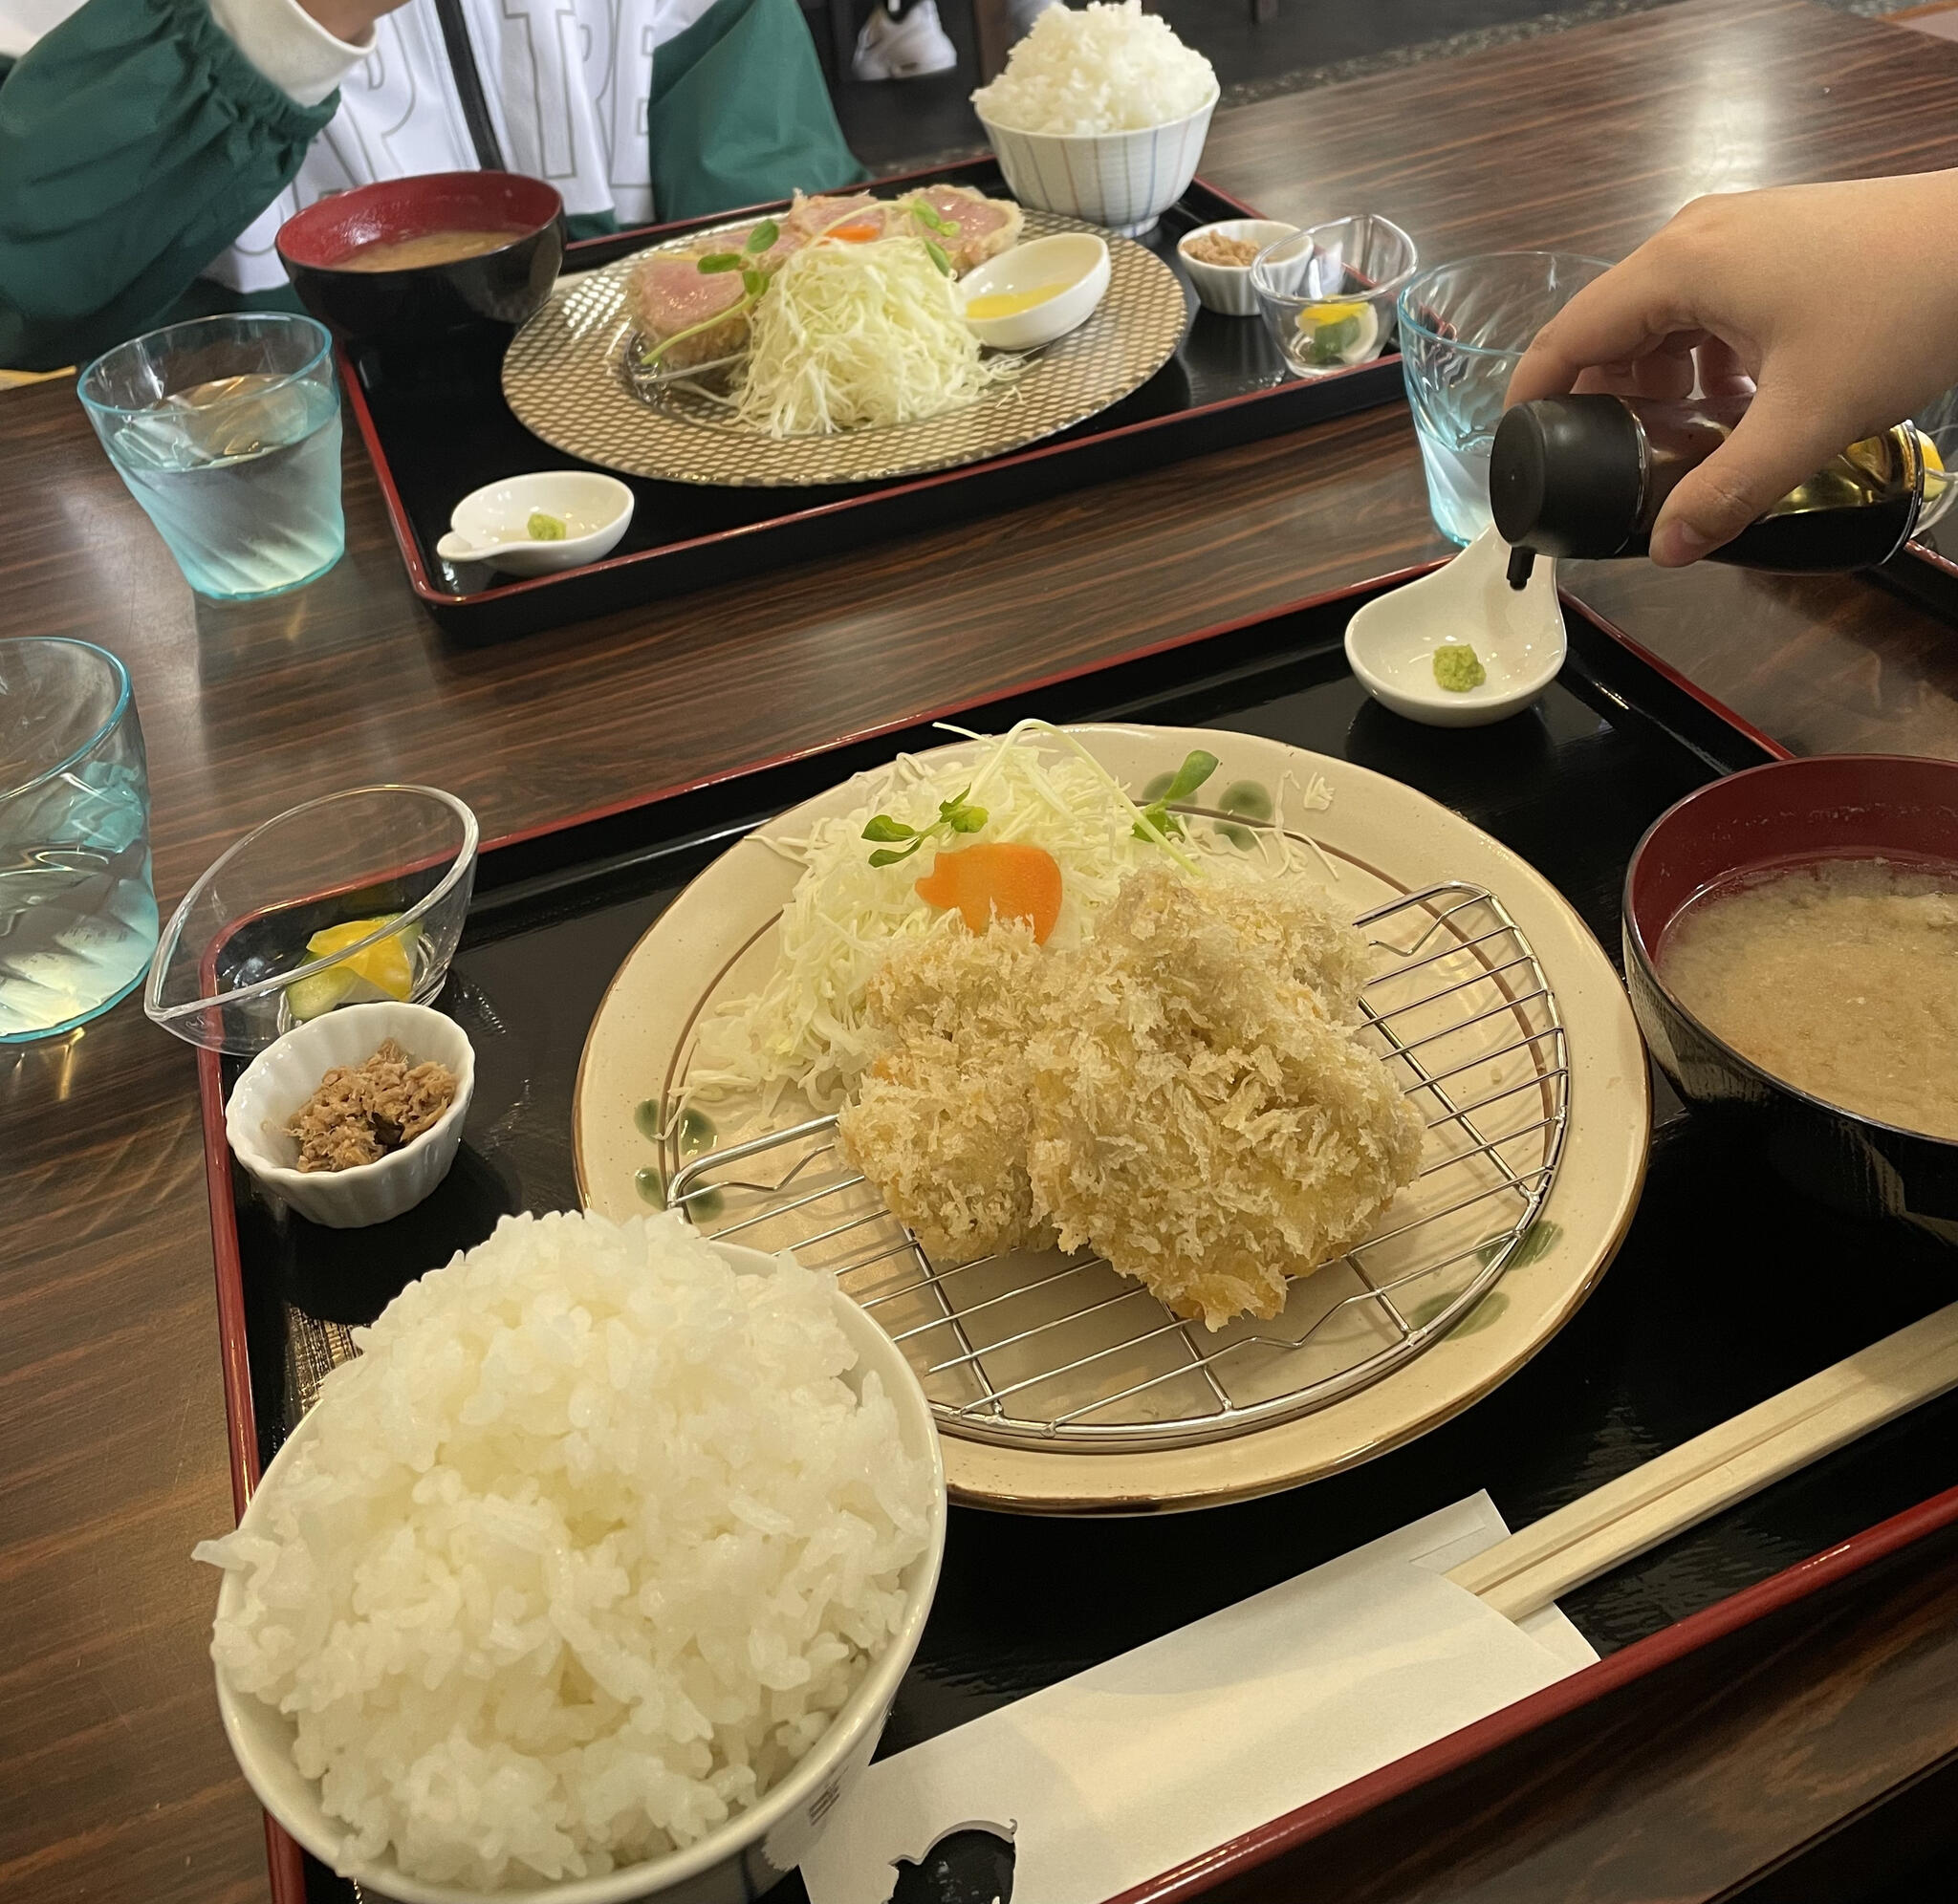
[668,880,1569,1453]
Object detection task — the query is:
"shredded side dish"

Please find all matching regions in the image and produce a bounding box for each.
[283,1038,457,1172]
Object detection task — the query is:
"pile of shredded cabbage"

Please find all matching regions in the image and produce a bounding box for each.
[730,236,1016,438]
[686,722,1333,1123]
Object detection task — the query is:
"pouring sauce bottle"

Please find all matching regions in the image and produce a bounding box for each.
[1490,393,1951,587]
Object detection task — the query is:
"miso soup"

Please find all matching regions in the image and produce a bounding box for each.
[337,229,521,272]
[1658,856,1958,1139]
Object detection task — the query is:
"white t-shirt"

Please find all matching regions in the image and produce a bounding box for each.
[1,0,719,292]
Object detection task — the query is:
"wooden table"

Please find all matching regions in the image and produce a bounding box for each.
[9,2,1958,1897]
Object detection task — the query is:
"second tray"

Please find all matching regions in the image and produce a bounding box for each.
[341,157,1407,642]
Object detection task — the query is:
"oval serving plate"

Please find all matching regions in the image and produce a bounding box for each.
[502,208,1190,487]
[574,725,1649,1512]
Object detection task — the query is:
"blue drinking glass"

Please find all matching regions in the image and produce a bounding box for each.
[77,314,344,600]
[0,638,159,1041]
[1397,252,1611,546]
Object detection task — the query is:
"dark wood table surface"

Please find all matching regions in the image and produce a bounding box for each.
[10,2,1958,1897]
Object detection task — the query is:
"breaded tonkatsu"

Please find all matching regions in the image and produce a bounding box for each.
[834,920,1055,1264]
[838,868,1425,1326]
[1026,870,1425,1329]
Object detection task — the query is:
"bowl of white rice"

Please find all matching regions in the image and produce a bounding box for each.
[971,0,1220,236]
[197,1210,946,1904]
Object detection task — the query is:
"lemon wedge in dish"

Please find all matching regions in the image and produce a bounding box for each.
[1294,299,1381,370]
[286,914,421,1021]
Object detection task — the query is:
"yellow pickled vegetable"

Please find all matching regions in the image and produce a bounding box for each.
[287,914,420,1020]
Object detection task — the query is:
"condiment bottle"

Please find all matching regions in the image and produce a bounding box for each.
[1490,393,1952,587]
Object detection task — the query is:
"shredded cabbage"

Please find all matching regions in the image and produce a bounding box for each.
[686,721,1333,1125]
[730,236,1017,438]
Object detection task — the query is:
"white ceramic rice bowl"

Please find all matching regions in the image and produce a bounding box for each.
[209,1239,948,1904]
[225,1001,475,1228]
[979,91,1218,236]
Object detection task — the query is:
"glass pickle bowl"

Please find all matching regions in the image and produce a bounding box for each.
[1251,215,1419,378]
[144,785,478,1055]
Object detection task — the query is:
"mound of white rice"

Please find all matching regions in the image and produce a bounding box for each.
[971,0,1217,135]
[195,1210,934,1891]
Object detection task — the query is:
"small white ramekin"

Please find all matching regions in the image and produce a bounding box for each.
[978,91,1218,237]
[1177,218,1298,316]
[225,1002,475,1228]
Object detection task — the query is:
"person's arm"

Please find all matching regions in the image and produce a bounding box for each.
[1506,173,1958,564]
[0,0,388,371]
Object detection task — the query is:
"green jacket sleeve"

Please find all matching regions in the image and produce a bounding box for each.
[0,0,335,371]
[647,0,865,224]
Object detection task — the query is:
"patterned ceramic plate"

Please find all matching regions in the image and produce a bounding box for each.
[573,725,1650,1514]
[501,210,1190,487]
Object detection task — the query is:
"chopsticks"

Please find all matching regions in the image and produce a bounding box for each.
[1448,1300,1958,1622]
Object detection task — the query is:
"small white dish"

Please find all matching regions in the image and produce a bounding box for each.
[1177,219,1296,316]
[960,234,1110,351]
[1344,526,1566,727]
[435,471,633,575]
[225,1002,475,1229]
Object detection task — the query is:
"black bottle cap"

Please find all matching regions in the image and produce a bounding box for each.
[1490,394,1645,559]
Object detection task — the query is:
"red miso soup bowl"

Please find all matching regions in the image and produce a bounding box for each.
[1623,753,1958,1238]
[276,171,564,341]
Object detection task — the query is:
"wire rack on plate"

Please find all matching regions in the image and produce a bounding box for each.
[668,880,1569,1453]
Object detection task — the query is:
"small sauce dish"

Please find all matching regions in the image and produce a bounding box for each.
[226,1002,475,1229]
[436,471,634,575]
[1344,526,1567,727]
[960,235,1110,351]
[1177,219,1296,316]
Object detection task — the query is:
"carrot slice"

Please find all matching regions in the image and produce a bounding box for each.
[827,220,882,243]
[915,842,1063,943]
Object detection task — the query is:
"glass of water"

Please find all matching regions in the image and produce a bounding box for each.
[0,638,158,1042]
[77,314,344,600]
[1397,252,1611,545]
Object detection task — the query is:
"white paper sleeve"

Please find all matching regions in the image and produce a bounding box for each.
[207,0,370,108]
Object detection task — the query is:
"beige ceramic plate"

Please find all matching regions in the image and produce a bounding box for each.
[574,726,1649,1512]
[502,209,1189,487]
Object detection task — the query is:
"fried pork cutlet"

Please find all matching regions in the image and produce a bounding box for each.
[1026,870,1425,1329]
[835,920,1056,1265]
[1192,877,1377,1022]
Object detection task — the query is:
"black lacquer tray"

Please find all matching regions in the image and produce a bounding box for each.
[340,158,1407,642]
[196,577,1958,1904]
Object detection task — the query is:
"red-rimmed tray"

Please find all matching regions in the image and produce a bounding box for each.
[194,567,1958,1904]
[340,157,1409,644]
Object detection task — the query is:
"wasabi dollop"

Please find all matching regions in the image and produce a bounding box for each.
[1432,642,1487,692]
[526,511,567,541]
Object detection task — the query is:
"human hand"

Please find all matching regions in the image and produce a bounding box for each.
[1506,174,1958,564]
[299,0,408,45]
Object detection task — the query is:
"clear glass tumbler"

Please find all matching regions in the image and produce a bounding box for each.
[77,314,344,600]
[1397,252,1611,545]
[0,638,159,1042]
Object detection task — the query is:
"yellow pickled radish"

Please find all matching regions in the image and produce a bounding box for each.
[287,913,419,1021]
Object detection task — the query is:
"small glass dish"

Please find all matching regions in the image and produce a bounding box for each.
[145,785,478,1055]
[1251,215,1419,378]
